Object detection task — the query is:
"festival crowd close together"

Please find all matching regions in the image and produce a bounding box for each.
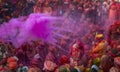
[0,0,120,72]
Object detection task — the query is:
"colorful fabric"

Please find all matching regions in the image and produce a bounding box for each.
[114,57,120,66]
[109,3,118,23]
[0,68,7,71]
[90,40,107,58]
[60,55,70,65]
[70,42,83,61]
[92,40,106,53]
[95,34,103,39]
[30,59,39,66]
[8,62,17,69]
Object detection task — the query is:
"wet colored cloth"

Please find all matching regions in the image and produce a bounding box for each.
[90,40,107,58]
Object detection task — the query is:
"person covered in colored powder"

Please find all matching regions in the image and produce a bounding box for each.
[90,34,108,59]
[109,0,118,23]
[69,40,85,66]
[43,45,58,72]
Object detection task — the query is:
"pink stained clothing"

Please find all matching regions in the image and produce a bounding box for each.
[69,42,85,66]
[117,4,120,20]
[70,47,81,61]
[70,42,84,61]
[0,67,7,71]
[109,3,118,23]
[59,55,70,65]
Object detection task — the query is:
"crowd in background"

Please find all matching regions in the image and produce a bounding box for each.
[0,0,120,72]
[0,0,119,23]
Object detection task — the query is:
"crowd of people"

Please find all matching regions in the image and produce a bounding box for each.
[0,0,120,72]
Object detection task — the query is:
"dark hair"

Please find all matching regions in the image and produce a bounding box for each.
[91,68,98,72]
[70,68,78,72]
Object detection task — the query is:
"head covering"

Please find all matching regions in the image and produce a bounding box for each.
[91,65,99,72]
[93,58,100,66]
[70,41,84,60]
[72,44,79,49]
[12,56,19,61]
[59,66,69,72]
[22,66,28,72]
[95,34,103,39]
[72,41,83,49]
[60,55,70,65]
[7,57,17,63]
